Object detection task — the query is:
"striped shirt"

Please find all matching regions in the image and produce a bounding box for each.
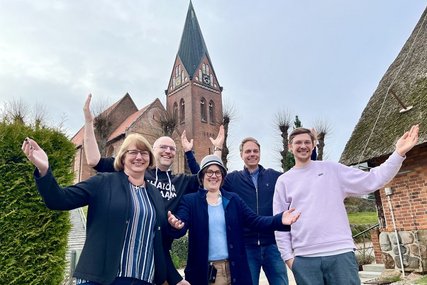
[118,183,156,282]
[76,183,156,284]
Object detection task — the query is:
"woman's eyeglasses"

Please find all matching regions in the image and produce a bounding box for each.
[126,149,150,157]
[205,170,222,177]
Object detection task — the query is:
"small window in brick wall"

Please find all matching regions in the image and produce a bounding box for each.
[201,98,207,122]
[180,98,185,124]
[209,100,215,124]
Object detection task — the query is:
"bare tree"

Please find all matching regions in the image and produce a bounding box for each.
[92,100,113,156]
[222,103,237,170]
[2,99,28,124]
[33,103,48,129]
[275,111,292,171]
[157,109,177,137]
[313,119,331,161]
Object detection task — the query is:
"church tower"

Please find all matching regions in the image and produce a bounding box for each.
[165,1,223,162]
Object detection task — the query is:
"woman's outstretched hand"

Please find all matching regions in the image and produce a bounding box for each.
[281,208,301,225]
[168,211,185,229]
[21,138,49,177]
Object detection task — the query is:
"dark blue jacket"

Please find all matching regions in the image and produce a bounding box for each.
[222,165,282,246]
[35,169,176,285]
[169,188,289,285]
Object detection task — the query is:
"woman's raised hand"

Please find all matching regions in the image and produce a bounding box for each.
[21,138,49,176]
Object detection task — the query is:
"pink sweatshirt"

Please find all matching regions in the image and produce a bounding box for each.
[273,151,405,261]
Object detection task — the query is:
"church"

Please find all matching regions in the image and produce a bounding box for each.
[71,2,223,182]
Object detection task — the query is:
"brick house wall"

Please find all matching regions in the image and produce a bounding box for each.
[369,144,427,272]
[372,144,427,231]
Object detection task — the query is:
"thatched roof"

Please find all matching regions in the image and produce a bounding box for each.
[340,7,427,166]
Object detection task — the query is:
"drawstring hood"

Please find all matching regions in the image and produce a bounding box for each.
[154,167,172,192]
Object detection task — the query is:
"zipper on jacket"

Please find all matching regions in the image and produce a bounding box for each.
[255,185,260,246]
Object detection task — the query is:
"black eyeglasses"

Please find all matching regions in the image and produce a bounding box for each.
[126,149,150,157]
[205,170,222,177]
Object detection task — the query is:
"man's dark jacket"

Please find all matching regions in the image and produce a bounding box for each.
[222,165,282,246]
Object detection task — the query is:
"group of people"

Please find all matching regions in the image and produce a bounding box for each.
[21,94,419,285]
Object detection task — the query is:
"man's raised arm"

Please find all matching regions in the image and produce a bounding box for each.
[83,94,101,167]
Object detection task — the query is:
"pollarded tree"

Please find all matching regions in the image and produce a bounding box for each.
[312,119,331,161]
[158,109,177,137]
[221,103,236,170]
[275,111,292,171]
[278,115,303,171]
[92,100,114,157]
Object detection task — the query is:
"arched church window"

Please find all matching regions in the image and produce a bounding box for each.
[173,102,178,122]
[200,98,207,122]
[180,98,185,124]
[209,100,215,124]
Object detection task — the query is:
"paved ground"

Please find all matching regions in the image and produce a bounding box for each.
[178,268,297,284]
[259,268,297,285]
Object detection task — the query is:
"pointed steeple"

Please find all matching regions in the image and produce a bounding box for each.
[177,1,211,78]
[165,1,223,163]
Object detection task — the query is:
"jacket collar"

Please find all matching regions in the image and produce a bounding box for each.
[243,164,265,175]
[197,187,233,199]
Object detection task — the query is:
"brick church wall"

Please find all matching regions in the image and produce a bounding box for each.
[105,95,138,133]
[73,146,96,183]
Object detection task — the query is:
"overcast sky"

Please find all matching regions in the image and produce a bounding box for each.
[1,1,425,171]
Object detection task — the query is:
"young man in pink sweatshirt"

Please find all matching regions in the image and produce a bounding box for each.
[273,125,419,285]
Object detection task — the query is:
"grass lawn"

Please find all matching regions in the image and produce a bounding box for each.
[348,211,378,224]
[416,276,427,284]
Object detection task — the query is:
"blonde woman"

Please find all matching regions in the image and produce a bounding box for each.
[22,134,176,285]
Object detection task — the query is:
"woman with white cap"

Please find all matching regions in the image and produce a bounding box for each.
[168,155,300,285]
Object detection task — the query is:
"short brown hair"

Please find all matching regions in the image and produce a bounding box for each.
[114,134,154,171]
[289,128,315,144]
[239,137,260,152]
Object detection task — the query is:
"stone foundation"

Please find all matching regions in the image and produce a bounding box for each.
[379,230,427,273]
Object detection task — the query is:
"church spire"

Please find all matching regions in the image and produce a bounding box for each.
[165,1,223,163]
[177,1,211,78]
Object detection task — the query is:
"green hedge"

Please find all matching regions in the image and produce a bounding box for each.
[171,235,188,269]
[0,121,75,285]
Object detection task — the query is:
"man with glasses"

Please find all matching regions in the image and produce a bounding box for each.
[274,126,419,285]
[83,94,223,213]
[83,94,223,285]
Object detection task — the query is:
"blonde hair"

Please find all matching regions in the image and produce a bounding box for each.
[114,134,154,171]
